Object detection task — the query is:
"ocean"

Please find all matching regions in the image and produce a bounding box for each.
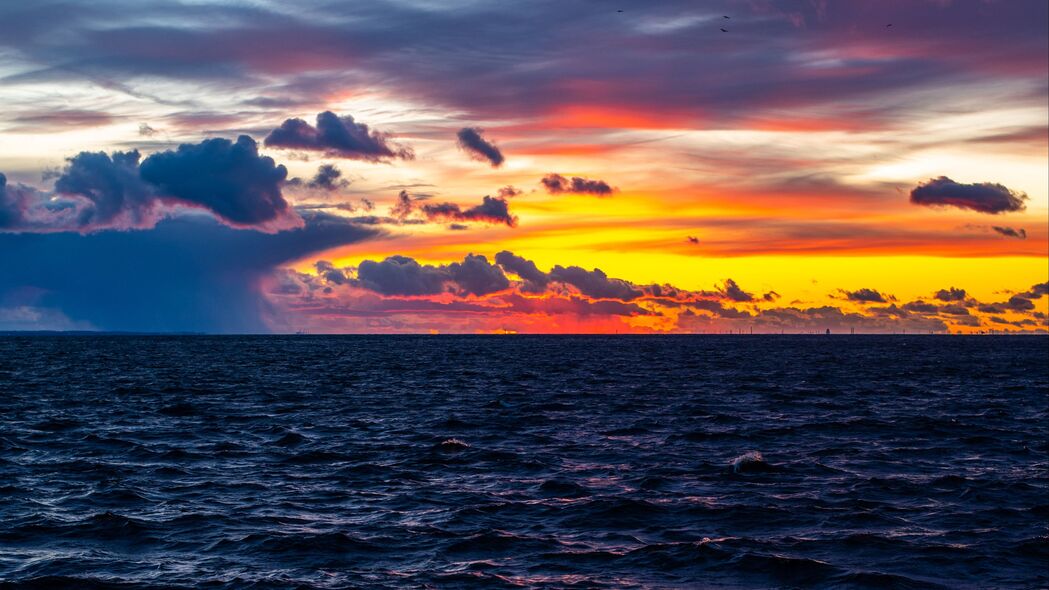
[0,335,1046,589]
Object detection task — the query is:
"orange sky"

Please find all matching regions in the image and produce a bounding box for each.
[0,0,1045,333]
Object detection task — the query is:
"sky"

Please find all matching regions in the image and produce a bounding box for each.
[0,0,1046,334]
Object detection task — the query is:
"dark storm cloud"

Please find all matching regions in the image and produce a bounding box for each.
[842,288,889,303]
[456,128,504,167]
[547,265,643,301]
[264,111,413,162]
[495,250,550,294]
[420,195,517,227]
[138,135,292,227]
[991,226,1027,239]
[0,174,13,226]
[29,135,295,231]
[541,174,616,197]
[909,177,1028,214]
[935,287,967,302]
[0,212,379,332]
[54,149,154,227]
[0,173,48,230]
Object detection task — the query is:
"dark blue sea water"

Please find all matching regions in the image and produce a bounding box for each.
[0,335,1046,589]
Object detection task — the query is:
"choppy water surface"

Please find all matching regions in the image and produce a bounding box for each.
[0,335,1046,589]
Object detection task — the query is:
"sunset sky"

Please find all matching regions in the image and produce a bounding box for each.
[0,0,1046,333]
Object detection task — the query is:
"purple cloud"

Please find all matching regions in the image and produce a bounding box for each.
[265,111,414,162]
[541,174,615,197]
[910,177,1027,214]
[457,127,504,167]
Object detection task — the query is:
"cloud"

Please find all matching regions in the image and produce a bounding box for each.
[977,303,1005,314]
[389,190,417,220]
[1017,282,1049,300]
[841,288,889,303]
[314,260,350,285]
[456,127,504,167]
[689,299,753,319]
[973,283,1047,316]
[1,1,1045,157]
[264,111,414,162]
[1006,295,1035,311]
[547,265,643,301]
[910,177,1027,214]
[382,191,516,227]
[495,250,549,293]
[421,195,517,227]
[290,164,349,191]
[5,136,298,232]
[541,174,616,196]
[902,300,939,313]
[0,212,379,332]
[991,226,1027,239]
[718,278,754,302]
[497,186,522,198]
[355,255,451,296]
[934,287,967,302]
[4,109,115,133]
[353,253,509,297]
[750,305,948,334]
[53,149,155,228]
[139,136,296,228]
[447,254,510,296]
[0,173,46,230]
[270,250,1045,334]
